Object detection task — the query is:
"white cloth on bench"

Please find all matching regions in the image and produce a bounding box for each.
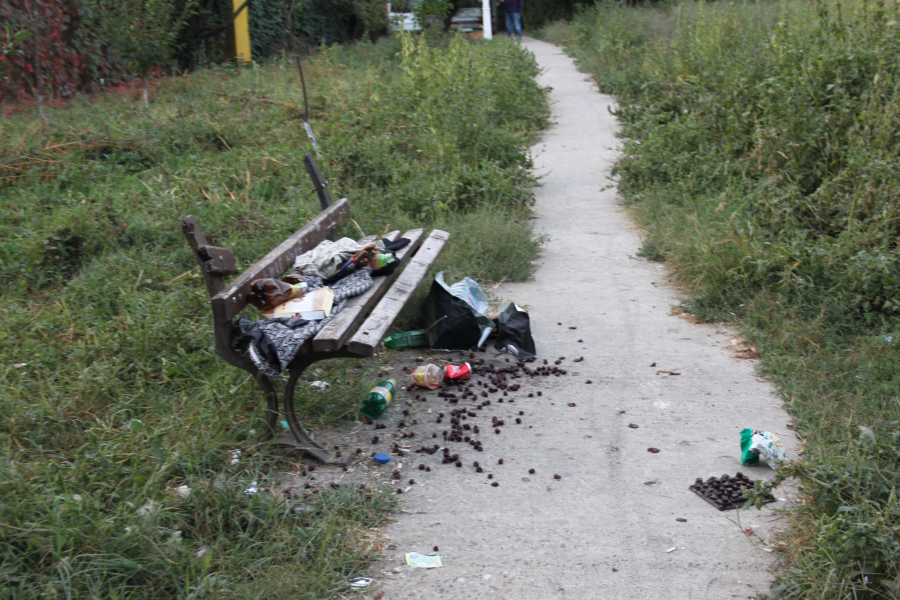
[292,237,386,279]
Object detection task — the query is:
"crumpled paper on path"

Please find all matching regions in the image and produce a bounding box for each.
[405,553,442,569]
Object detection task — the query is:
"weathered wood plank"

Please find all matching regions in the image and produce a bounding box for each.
[197,245,238,276]
[313,229,424,352]
[347,229,449,357]
[211,198,350,323]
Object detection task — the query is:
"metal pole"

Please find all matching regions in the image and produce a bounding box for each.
[232,0,252,65]
[482,0,492,39]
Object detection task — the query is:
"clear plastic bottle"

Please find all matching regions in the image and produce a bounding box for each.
[410,363,442,389]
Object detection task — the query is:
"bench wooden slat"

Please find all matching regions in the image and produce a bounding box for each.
[211,198,350,323]
[313,228,425,352]
[347,229,449,357]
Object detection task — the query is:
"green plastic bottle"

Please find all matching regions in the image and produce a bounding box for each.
[383,330,428,350]
[361,379,397,420]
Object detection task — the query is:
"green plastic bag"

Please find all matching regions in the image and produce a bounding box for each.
[740,428,760,465]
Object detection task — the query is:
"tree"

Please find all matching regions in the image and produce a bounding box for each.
[414,0,452,32]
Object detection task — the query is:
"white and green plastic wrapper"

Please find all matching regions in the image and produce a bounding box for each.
[740,428,786,469]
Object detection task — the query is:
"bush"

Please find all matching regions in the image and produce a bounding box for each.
[249,0,391,59]
[524,0,594,32]
[560,0,900,316]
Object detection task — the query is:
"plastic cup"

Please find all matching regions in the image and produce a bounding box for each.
[410,363,442,389]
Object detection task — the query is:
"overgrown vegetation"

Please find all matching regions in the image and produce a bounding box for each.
[248,0,390,59]
[0,0,391,103]
[0,33,548,598]
[544,1,900,597]
[521,0,595,32]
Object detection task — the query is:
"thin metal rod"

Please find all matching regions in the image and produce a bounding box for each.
[283,0,319,155]
[296,54,309,123]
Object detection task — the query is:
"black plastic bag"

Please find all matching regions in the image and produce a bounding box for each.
[424,279,484,350]
[493,303,536,360]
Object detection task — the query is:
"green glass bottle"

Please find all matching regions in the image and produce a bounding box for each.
[361,379,397,420]
[383,330,428,350]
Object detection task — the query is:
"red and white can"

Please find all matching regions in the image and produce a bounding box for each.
[444,362,471,380]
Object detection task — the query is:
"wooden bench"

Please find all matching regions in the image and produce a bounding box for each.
[182,154,449,465]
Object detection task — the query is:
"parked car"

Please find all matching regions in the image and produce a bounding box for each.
[387,1,421,31]
[449,7,483,32]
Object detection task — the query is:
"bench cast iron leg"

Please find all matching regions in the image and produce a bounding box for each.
[256,373,280,443]
[280,358,352,466]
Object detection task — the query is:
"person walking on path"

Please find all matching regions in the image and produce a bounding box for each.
[501,0,523,38]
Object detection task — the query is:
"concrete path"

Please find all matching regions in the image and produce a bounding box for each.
[378,37,797,600]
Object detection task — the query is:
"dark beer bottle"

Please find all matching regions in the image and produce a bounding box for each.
[249,278,308,311]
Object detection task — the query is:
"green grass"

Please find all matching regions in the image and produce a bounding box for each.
[0,33,549,598]
[542,1,900,598]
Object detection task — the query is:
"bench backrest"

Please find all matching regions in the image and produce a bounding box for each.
[209,197,350,324]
